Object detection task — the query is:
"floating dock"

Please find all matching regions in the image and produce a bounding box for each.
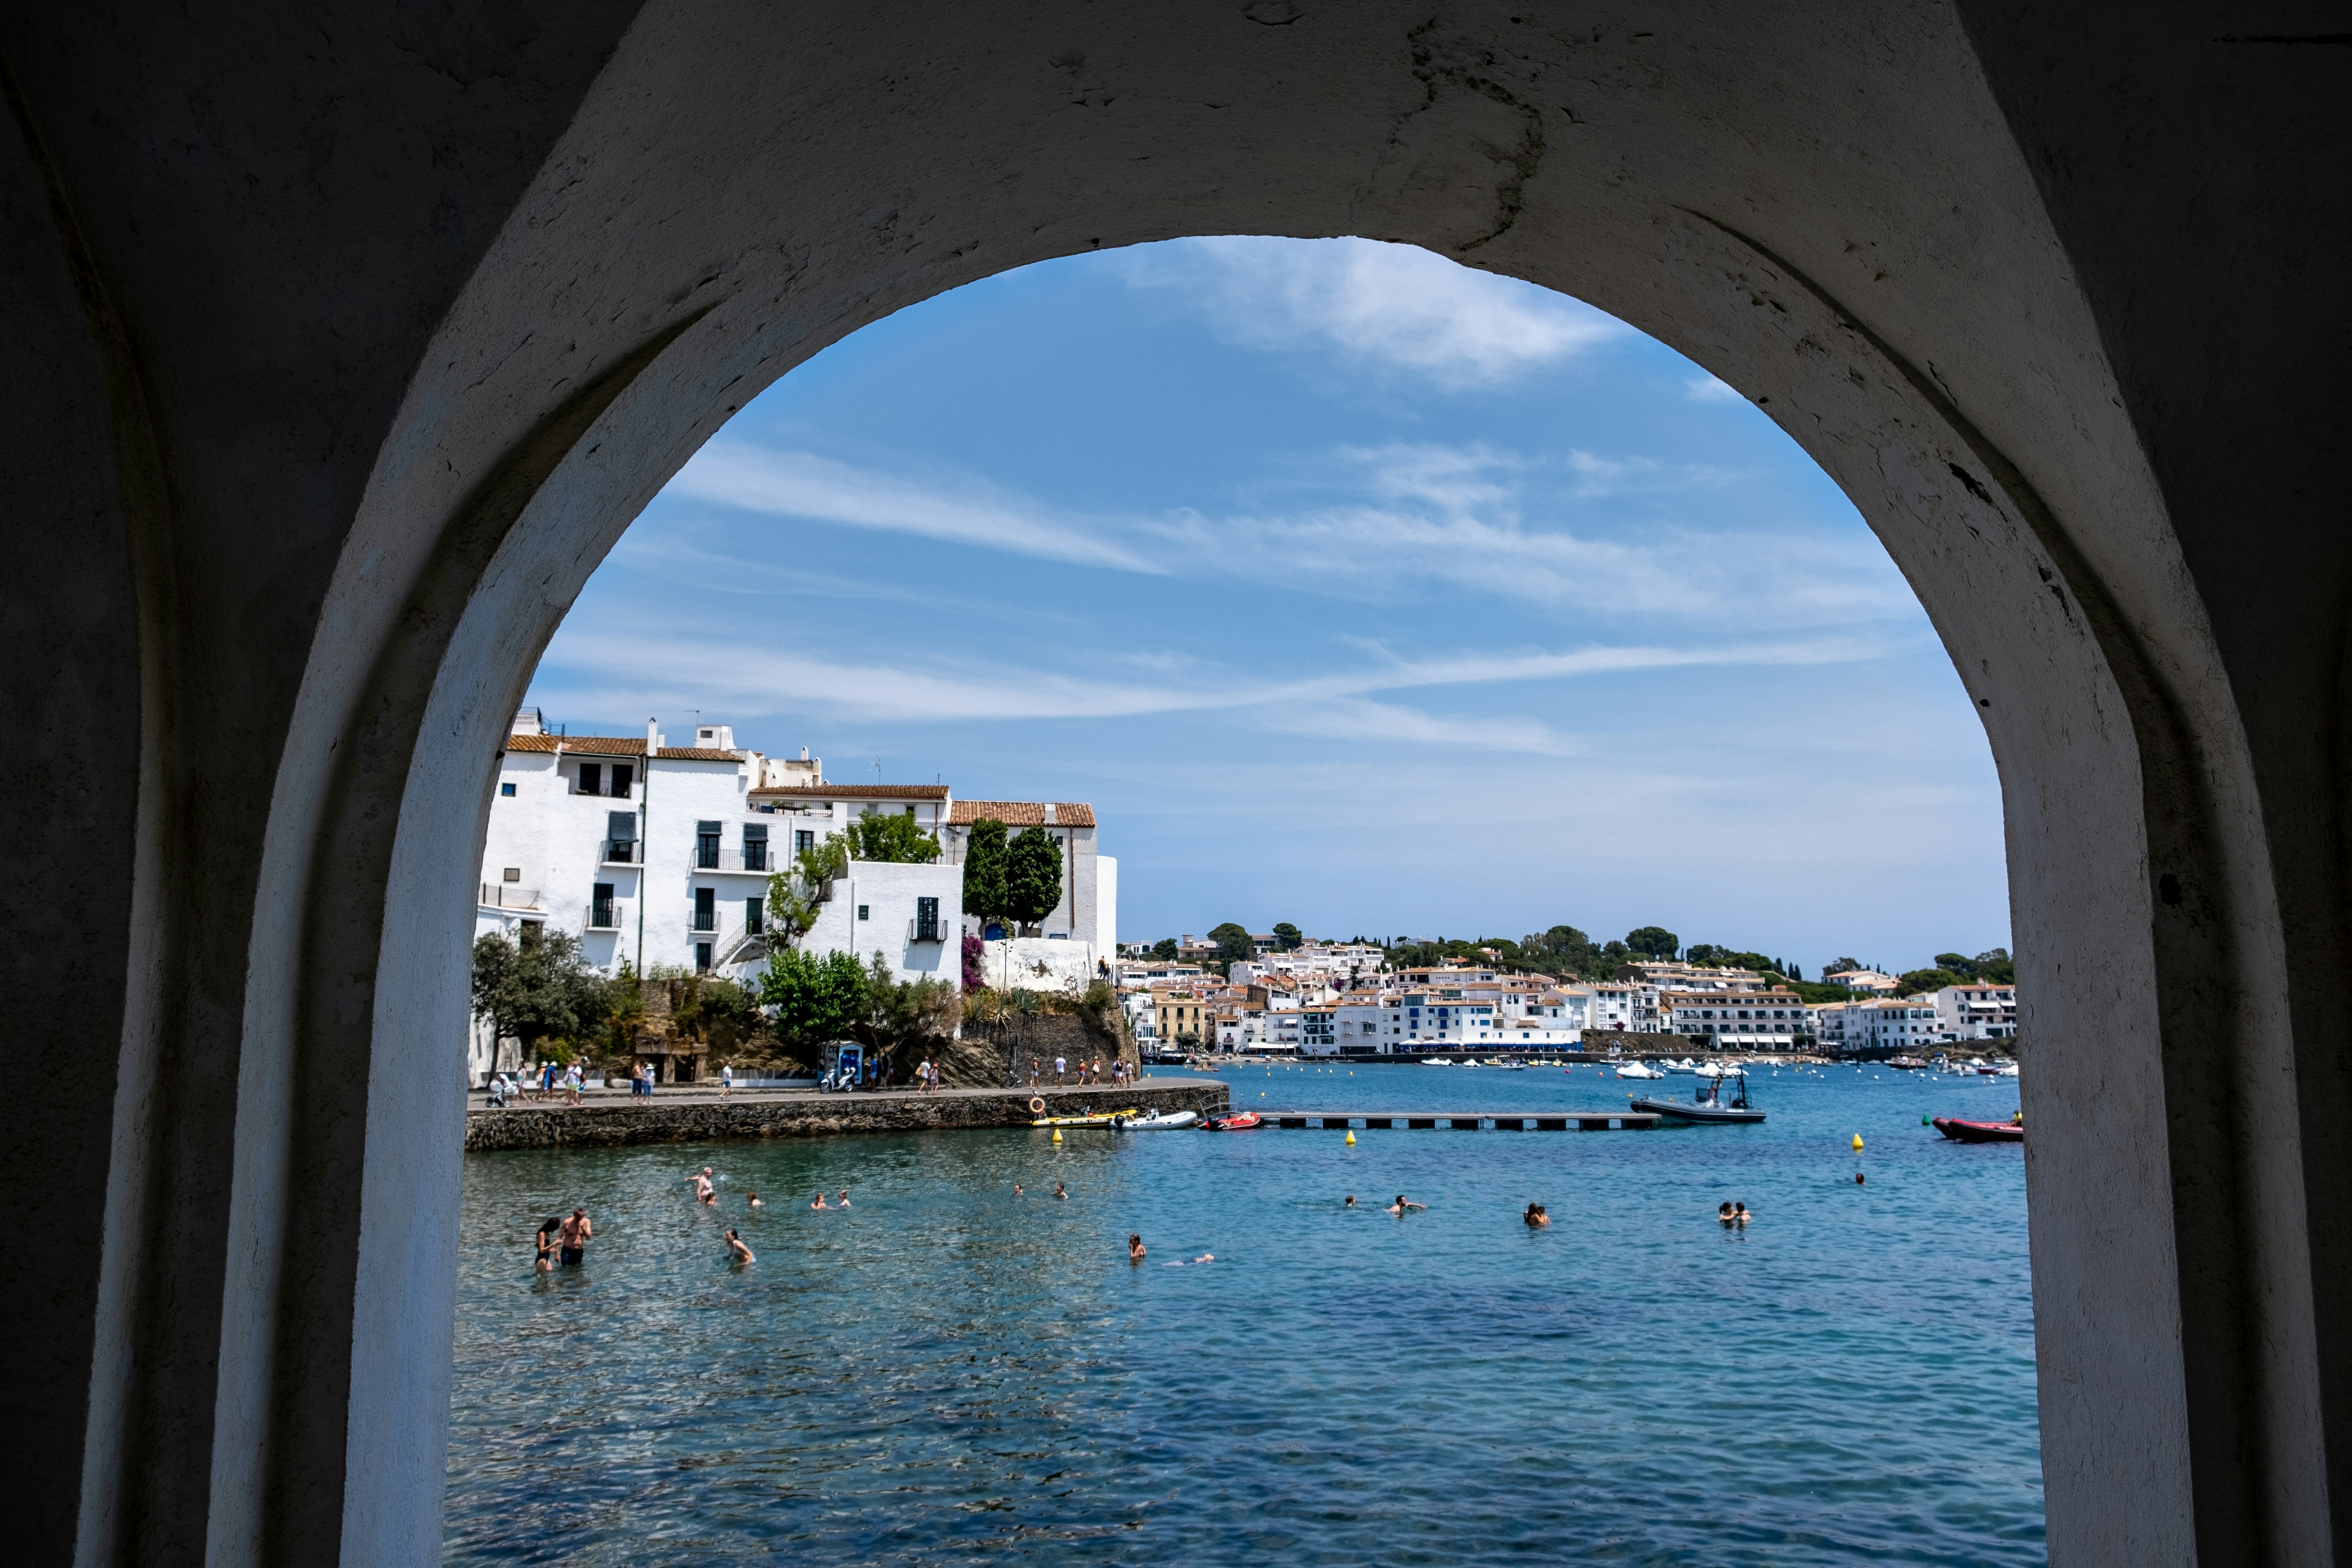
[1259,1110,1659,1131]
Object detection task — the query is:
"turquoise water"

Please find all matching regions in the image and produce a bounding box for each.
[444,1063,2041,1565]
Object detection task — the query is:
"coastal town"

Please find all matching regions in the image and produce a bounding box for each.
[468,709,2016,1086]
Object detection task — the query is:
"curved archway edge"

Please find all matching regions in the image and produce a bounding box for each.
[3,6,2344,1565]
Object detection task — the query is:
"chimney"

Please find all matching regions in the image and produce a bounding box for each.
[646,717,658,757]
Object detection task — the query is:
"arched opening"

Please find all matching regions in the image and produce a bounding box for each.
[14,12,2335,1566]
[443,235,2035,1560]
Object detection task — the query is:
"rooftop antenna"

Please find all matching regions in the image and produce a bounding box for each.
[872,758,882,784]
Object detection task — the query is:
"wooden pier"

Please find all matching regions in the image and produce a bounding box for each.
[1259,1110,1659,1131]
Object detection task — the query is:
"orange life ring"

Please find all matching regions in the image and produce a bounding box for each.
[1028,1096,1046,1115]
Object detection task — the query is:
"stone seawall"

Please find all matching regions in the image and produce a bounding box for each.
[465,1080,1230,1153]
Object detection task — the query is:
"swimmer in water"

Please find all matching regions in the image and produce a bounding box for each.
[534,1217,560,1272]
[747,1191,761,1208]
[689,1167,716,1205]
[1344,1195,1357,1208]
[836,1189,851,1208]
[810,1191,829,1210]
[1012,1184,1023,1197]
[1386,1195,1425,1216]
[1525,1203,1550,1228]
[1719,1201,1737,1225]
[1734,1202,1752,1224]
[1128,1233,1146,1262]
[1053,1182,1067,1200]
[724,1228,754,1264]
[1855,1172,1867,1186]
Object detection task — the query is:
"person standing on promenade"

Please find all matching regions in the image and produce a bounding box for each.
[724,1229,754,1265]
[557,1208,591,1266]
[1054,1055,1066,1085]
[721,1062,734,1100]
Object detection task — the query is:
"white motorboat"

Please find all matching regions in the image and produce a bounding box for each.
[1115,1109,1199,1130]
[1421,1058,1453,1066]
[1616,1062,1665,1080]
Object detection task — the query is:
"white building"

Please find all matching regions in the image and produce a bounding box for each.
[941,800,1115,954]
[1825,968,1903,994]
[1659,988,1810,1049]
[1936,982,2019,1040]
[477,713,961,991]
[1852,998,1942,1052]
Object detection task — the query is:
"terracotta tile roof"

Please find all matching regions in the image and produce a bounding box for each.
[747,783,949,800]
[948,800,1096,827]
[503,733,743,761]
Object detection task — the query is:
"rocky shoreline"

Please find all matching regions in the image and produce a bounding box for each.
[464,1079,1230,1152]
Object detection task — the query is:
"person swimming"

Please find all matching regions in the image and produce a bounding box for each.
[1525,1203,1550,1228]
[1012,1184,1023,1197]
[689,1167,716,1205]
[1386,1195,1425,1216]
[1128,1233,1146,1262]
[746,1191,761,1207]
[1734,1202,1752,1224]
[1854,1172,1867,1185]
[724,1228,754,1264]
[836,1189,851,1208]
[1053,1182,1067,1200]
[1344,1195,1357,1208]
[810,1191,829,1210]
[1719,1201,1737,1224]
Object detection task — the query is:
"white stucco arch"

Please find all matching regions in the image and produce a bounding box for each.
[6,6,2343,1565]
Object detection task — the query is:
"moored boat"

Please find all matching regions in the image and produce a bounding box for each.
[1629,1070,1766,1124]
[1616,1061,1664,1079]
[1933,1115,2023,1143]
[1115,1108,1198,1130]
[1030,1104,1142,1128]
[1201,1111,1262,1131]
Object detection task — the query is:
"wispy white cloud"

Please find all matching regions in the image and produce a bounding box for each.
[1686,374,1745,403]
[670,443,1164,574]
[664,439,1911,628]
[1123,236,1625,389]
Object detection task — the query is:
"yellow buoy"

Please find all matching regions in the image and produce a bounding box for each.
[1052,1129,1063,1142]
[1851,1132,1865,1151]
[1345,1130,1357,1145]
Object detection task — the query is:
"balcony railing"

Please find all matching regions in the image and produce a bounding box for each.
[602,839,638,864]
[690,844,772,873]
[481,883,542,910]
[911,915,944,943]
[584,900,630,932]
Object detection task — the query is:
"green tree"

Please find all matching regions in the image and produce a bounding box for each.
[1271,922,1303,951]
[1828,956,1865,975]
[760,946,869,1052]
[1934,951,1978,980]
[1208,921,1254,968]
[1973,947,2015,984]
[1004,827,1063,931]
[1625,926,1680,959]
[471,926,610,1059]
[963,817,1010,931]
[856,950,961,1074]
[849,808,941,863]
[1900,967,1966,995]
[1149,936,1179,961]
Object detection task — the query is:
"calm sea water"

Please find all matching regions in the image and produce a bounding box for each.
[444,1062,2041,1565]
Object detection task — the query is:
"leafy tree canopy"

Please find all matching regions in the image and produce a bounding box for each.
[1004,827,1064,928]
[1625,926,1680,959]
[1207,922,1254,968]
[963,818,1010,929]
[1149,936,1179,961]
[1900,967,1968,995]
[1271,922,1303,951]
[849,807,941,864]
[472,926,610,1058]
[1827,956,1866,975]
[760,945,868,1051]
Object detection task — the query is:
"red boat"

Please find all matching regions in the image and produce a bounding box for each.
[1201,1111,1261,1131]
[1934,1116,2023,1144]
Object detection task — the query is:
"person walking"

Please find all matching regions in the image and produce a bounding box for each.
[563,1062,583,1106]
[1054,1055,1067,1085]
[720,1062,735,1100]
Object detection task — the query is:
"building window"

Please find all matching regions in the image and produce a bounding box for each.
[858,904,870,921]
[915,896,940,942]
[796,829,815,853]
[695,942,712,973]
[500,782,516,797]
[695,820,721,870]
[605,810,637,863]
[591,884,614,928]
[743,822,768,871]
[577,762,601,795]
[609,764,633,798]
[502,867,520,883]
[745,896,763,935]
[693,887,716,932]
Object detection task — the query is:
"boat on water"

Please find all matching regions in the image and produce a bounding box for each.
[1975,1062,2020,1077]
[1201,1111,1262,1131]
[1887,1055,1931,1070]
[1115,1109,1199,1130]
[1934,1115,2023,1143]
[1030,1103,1142,1128]
[1420,1058,1453,1066]
[1629,1070,1766,1124]
[1615,1062,1665,1080]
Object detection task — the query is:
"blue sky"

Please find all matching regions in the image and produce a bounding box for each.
[527,238,2009,975]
